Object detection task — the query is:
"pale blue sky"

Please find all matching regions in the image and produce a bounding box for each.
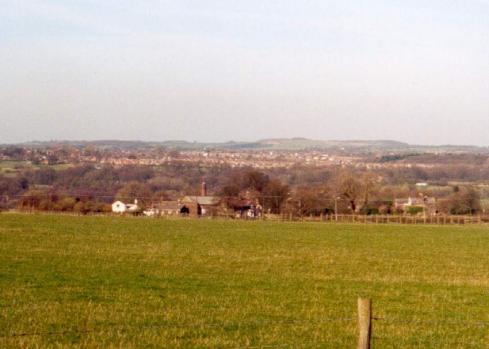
[1,1,488,144]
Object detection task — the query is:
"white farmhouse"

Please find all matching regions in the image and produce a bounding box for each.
[112,199,140,214]
[112,201,127,213]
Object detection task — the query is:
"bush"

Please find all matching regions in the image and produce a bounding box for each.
[56,197,77,211]
[73,202,88,214]
[407,206,424,215]
[360,206,380,215]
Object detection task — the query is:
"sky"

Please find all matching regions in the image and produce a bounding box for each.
[1,0,488,145]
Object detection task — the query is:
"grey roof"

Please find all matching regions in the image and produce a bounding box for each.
[154,201,182,210]
[182,196,221,206]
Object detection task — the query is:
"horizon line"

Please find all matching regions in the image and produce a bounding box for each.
[2,138,489,148]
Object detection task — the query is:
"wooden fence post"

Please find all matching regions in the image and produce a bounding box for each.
[357,298,372,349]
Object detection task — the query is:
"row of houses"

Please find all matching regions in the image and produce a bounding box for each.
[111,182,264,218]
[112,196,264,218]
[112,196,436,217]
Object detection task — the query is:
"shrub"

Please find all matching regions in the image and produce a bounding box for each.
[407,206,424,215]
[56,197,77,211]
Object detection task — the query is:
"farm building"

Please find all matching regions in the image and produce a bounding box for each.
[226,198,263,219]
[143,201,183,217]
[111,200,141,214]
[112,201,126,213]
[394,196,437,215]
[181,196,222,217]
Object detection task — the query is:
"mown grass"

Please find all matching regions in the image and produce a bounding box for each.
[1,214,489,348]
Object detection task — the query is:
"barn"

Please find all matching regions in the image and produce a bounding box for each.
[181,196,222,217]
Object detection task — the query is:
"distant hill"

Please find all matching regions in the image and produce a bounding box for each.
[256,138,410,150]
[11,138,489,154]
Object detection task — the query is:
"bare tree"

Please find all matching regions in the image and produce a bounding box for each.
[361,172,379,209]
[337,171,362,212]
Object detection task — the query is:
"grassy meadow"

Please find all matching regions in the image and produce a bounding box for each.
[1,214,489,348]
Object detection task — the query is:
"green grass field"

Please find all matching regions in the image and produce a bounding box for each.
[1,214,489,348]
[0,160,74,176]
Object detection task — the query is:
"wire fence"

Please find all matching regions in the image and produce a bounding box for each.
[4,208,489,227]
[0,317,356,338]
[1,192,488,225]
[3,311,489,347]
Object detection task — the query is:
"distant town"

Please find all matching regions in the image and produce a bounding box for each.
[1,138,489,217]
[3,138,489,169]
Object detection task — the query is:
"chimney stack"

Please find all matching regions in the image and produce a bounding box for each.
[201,181,207,196]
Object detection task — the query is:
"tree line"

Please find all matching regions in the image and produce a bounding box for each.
[0,163,483,215]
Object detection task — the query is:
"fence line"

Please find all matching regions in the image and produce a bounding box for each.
[373,317,489,326]
[3,298,487,347]
[277,213,485,225]
[149,212,486,226]
[4,209,489,226]
[2,194,488,224]
[0,317,357,339]
[1,317,485,336]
